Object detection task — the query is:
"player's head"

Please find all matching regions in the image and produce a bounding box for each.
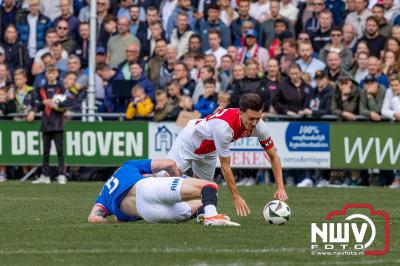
[239,93,264,130]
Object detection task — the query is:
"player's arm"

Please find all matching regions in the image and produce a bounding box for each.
[265,147,288,201]
[88,204,108,224]
[256,120,288,201]
[151,159,182,177]
[219,156,251,216]
[212,121,250,216]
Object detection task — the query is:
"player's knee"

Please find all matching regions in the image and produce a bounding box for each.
[202,181,218,192]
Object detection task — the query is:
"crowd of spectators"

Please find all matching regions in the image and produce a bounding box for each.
[0,0,399,186]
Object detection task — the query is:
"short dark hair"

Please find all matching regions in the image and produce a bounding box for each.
[203,78,216,86]
[239,93,264,112]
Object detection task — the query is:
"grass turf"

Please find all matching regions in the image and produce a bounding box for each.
[0,182,398,266]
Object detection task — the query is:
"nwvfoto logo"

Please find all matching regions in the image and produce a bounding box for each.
[155,126,173,152]
[311,204,390,256]
[344,137,400,164]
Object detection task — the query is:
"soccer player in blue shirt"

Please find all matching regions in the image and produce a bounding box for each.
[88,159,240,226]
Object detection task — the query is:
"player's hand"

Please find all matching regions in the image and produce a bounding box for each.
[233,196,250,216]
[273,189,288,201]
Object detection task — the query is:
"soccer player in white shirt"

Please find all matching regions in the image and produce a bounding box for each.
[168,93,288,217]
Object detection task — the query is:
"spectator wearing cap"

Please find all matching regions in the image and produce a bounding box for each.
[231,59,270,112]
[359,74,386,121]
[360,56,389,88]
[107,16,141,68]
[296,42,326,87]
[205,29,227,68]
[231,0,260,46]
[300,70,333,117]
[166,0,196,41]
[319,27,353,71]
[372,4,392,37]
[16,0,52,59]
[53,0,80,39]
[237,29,269,70]
[170,12,194,59]
[2,24,30,74]
[273,63,311,116]
[56,19,77,54]
[344,0,372,39]
[0,0,18,40]
[331,74,360,120]
[197,4,231,51]
[356,16,388,58]
[381,74,400,121]
[311,9,333,53]
[259,0,294,48]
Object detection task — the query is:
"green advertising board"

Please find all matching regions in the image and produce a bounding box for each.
[0,121,148,166]
[331,123,400,169]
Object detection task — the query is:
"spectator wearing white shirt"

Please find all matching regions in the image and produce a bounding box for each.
[280,0,299,24]
[296,42,326,87]
[345,0,372,39]
[205,29,227,68]
[40,0,61,21]
[161,0,178,30]
[218,0,239,26]
[382,0,400,22]
[381,74,400,121]
[249,0,270,23]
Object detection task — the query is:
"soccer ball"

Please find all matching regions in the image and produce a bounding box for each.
[263,200,291,225]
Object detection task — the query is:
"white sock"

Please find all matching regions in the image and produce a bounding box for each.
[204,205,218,217]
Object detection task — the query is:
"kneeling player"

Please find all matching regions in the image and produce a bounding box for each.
[88,159,240,226]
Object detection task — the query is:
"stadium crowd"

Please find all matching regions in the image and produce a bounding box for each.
[0,0,399,186]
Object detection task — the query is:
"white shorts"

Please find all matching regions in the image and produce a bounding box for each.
[135,177,192,223]
[167,121,217,181]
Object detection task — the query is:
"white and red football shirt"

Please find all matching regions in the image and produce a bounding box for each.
[186,108,274,157]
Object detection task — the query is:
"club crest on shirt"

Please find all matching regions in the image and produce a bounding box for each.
[241,130,251,137]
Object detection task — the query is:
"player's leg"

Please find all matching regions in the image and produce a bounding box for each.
[179,178,240,226]
[190,153,218,181]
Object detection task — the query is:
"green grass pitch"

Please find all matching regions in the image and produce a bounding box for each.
[0,182,399,266]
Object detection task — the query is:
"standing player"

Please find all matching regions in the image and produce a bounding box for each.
[168,93,288,217]
[88,159,240,226]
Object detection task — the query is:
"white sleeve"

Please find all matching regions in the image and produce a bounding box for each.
[209,119,233,158]
[253,120,275,150]
[381,90,395,120]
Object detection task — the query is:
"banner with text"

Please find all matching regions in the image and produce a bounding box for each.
[148,122,331,169]
[330,123,400,169]
[0,121,148,166]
